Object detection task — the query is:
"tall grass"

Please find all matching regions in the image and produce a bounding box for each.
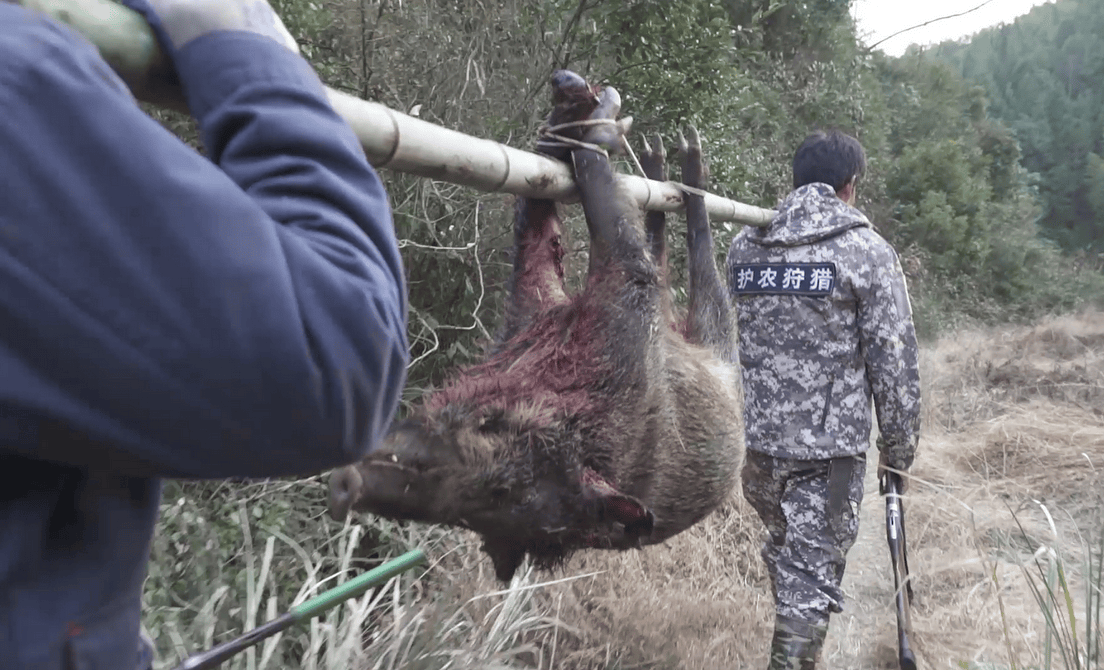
[1003,503,1103,670]
[143,312,1104,669]
[142,477,585,670]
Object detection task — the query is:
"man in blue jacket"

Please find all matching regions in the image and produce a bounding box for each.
[0,0,410,667]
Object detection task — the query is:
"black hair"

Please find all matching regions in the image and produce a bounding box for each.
[792,129,866,192]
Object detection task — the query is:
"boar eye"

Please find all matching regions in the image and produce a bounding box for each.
[477,410,509,433]
[491,485,510,500]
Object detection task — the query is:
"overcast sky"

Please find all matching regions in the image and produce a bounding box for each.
[851,0,1054,56]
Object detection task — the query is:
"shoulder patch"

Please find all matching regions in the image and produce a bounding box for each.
[730,262,837,296]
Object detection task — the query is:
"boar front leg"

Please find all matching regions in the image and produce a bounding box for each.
[638,134,669,275]
[637,134,675,321]
[498,197,570,344]
[679,128,737,363]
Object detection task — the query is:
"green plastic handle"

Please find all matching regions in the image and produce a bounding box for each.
[294,548,426,621]
[171,548,426,670]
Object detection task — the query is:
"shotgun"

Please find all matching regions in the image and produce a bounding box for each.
[883,471,917,670]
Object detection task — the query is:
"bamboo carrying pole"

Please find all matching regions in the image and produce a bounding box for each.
[14,0,775,226]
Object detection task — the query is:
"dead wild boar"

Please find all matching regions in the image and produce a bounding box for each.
[329,70,744,583]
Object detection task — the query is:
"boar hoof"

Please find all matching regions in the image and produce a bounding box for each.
[549,70,590,102]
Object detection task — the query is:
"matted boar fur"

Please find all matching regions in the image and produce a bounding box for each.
[329,70,744,583]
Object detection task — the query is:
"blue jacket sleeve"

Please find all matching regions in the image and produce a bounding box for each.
[0,13,409,478]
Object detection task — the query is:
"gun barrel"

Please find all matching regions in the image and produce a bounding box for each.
[885,475,917,670]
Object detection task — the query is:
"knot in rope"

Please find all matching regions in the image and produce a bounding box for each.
[536,118,710,204]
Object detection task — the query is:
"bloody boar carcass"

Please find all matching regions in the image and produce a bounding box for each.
[329,70,744,583]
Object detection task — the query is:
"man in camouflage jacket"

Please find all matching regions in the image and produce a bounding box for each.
[726,130,921,670]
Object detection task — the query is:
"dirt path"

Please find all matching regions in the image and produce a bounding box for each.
[823,457,902,670]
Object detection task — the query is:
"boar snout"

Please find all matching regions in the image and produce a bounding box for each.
[328,465,363,521]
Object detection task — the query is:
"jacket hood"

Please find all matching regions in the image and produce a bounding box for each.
[748,183,871,247]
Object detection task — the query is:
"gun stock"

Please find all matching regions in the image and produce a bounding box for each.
[884,472,917,670]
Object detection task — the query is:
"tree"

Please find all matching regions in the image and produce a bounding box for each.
[930,0,1104,253]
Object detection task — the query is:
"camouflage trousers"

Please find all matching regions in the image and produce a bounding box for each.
[742,450,867,627]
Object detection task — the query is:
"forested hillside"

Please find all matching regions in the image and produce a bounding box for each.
[928,0,1104,257]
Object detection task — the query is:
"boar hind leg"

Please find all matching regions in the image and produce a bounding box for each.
[638,134,674,319]
[569,88,652,284]
[499,197,569,343]
[680,128,737,362]
[542,71,648,280]
[638,134,669,274]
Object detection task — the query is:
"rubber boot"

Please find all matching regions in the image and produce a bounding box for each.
[767,615,828,670]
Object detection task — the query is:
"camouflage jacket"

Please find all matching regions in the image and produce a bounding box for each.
[725,183,921,467]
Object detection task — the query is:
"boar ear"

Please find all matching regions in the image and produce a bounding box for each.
[477,407,510,433]
[597,493,655,537]
[582,469,655,537]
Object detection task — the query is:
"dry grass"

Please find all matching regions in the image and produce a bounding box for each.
[862,308,1104,670]
[335,491,770,669]
[335,309,1104,670]
[149,310,1104,669]
[542,494,770,668]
